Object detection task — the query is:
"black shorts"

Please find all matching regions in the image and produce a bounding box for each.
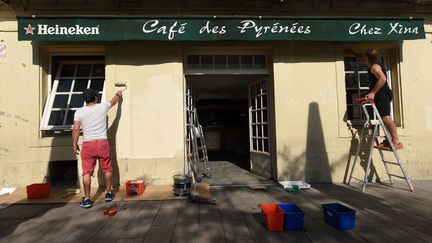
[375,90,393,117]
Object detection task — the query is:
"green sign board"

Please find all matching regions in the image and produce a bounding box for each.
[17,16,425,41]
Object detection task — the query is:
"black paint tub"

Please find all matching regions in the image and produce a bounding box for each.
[173,174,192,196]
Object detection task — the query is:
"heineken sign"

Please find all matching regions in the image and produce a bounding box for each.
[17,17,425,41]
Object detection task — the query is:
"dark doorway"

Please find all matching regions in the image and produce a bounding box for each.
[196,98,250,170]
[48,160,78,187]
[188,74,263,171]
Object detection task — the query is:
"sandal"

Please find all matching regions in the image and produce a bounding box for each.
[374,139,390,149]
[393,142,404,150]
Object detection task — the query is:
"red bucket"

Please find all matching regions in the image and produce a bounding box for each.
[26,183,50,199]
[260,204,284,232]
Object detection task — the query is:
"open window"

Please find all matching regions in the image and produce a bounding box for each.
[41,56,105,132]
[343,47,402,127]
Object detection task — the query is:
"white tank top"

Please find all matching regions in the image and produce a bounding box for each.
[73,102,111,141]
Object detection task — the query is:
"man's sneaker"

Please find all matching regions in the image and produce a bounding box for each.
[105,192,114,202]
[80,198,93,209]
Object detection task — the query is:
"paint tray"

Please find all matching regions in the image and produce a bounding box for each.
[278,181,311,190]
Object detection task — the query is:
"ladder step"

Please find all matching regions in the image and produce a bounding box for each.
[388,173,407,180]
[382,160,400,165]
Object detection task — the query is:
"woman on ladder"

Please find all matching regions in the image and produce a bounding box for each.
[346,47,403,150]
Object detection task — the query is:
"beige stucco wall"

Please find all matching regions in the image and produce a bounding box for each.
[0,12,185,186]
[104,42,185,185]
[273,37,432,183]
[1,9,432,188]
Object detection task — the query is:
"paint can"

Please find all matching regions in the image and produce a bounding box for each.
[173,174,192,196]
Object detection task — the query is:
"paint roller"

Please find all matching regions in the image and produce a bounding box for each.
[114,81,128,91]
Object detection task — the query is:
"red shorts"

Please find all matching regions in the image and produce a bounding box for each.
[80,139,112,176]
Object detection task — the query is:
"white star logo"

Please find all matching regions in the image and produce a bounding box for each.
[24,24,35,35]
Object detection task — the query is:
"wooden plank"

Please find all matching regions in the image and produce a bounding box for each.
[222,219,252,240]
[91,202,138,241]
[0,204,51,218]
[153,207,178,226]
[172,231,199,243]
[143,225,175,243]
[199,224,225,243]
[117,238,145,243]
[175,217,199,233]
[120,217,153,238]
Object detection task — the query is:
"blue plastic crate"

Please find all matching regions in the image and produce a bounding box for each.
[321,203,356,230]
[279,203,305,231]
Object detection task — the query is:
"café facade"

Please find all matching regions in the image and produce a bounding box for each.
[0,0,431,188]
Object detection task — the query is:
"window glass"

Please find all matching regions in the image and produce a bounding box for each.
[90,79,104,91]
[257,96,261,108]
[263,139,269,152]
[76,64,92,77]
[92,64,105,77]
[251,98,256,110]
[241,55,253,68]
[257,139,262,151]
[53,95,69,108]
[48,111,65,126]
[228,55,240,69]
[201,55,213,69]
[345,73,357,88]
[60,64,76,77]
[344,57,357,71]
[70,94,83,108]
[73,79,89,92]
[263,124,268,137]
[65,110,76,125]
[359,73,369,87]
[263,109,268,123]
[214,55,226,69]
[187,55,200,69]
[41,57,105,130]
[186,54,267,71]
[57,79,73,92]
[254,55,266,68]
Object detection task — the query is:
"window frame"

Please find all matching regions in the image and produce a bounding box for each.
[343,48,401,127]
[249,79,269,154]
[184,51,269,75]
[40,57,106,131]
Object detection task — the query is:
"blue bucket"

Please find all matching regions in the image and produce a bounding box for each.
[278,203,305,231]
[321,203,356,230]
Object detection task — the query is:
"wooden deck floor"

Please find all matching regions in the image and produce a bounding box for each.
[0,161,431,243]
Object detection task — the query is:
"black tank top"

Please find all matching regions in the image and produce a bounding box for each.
[368,61,391,96]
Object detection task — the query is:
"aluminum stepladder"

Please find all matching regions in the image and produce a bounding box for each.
[347,97,414,192]
[187,107,211,182]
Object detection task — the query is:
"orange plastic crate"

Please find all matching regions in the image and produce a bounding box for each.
[126,180,145,195]
[26,183,50,199]
[260,204,284,232]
